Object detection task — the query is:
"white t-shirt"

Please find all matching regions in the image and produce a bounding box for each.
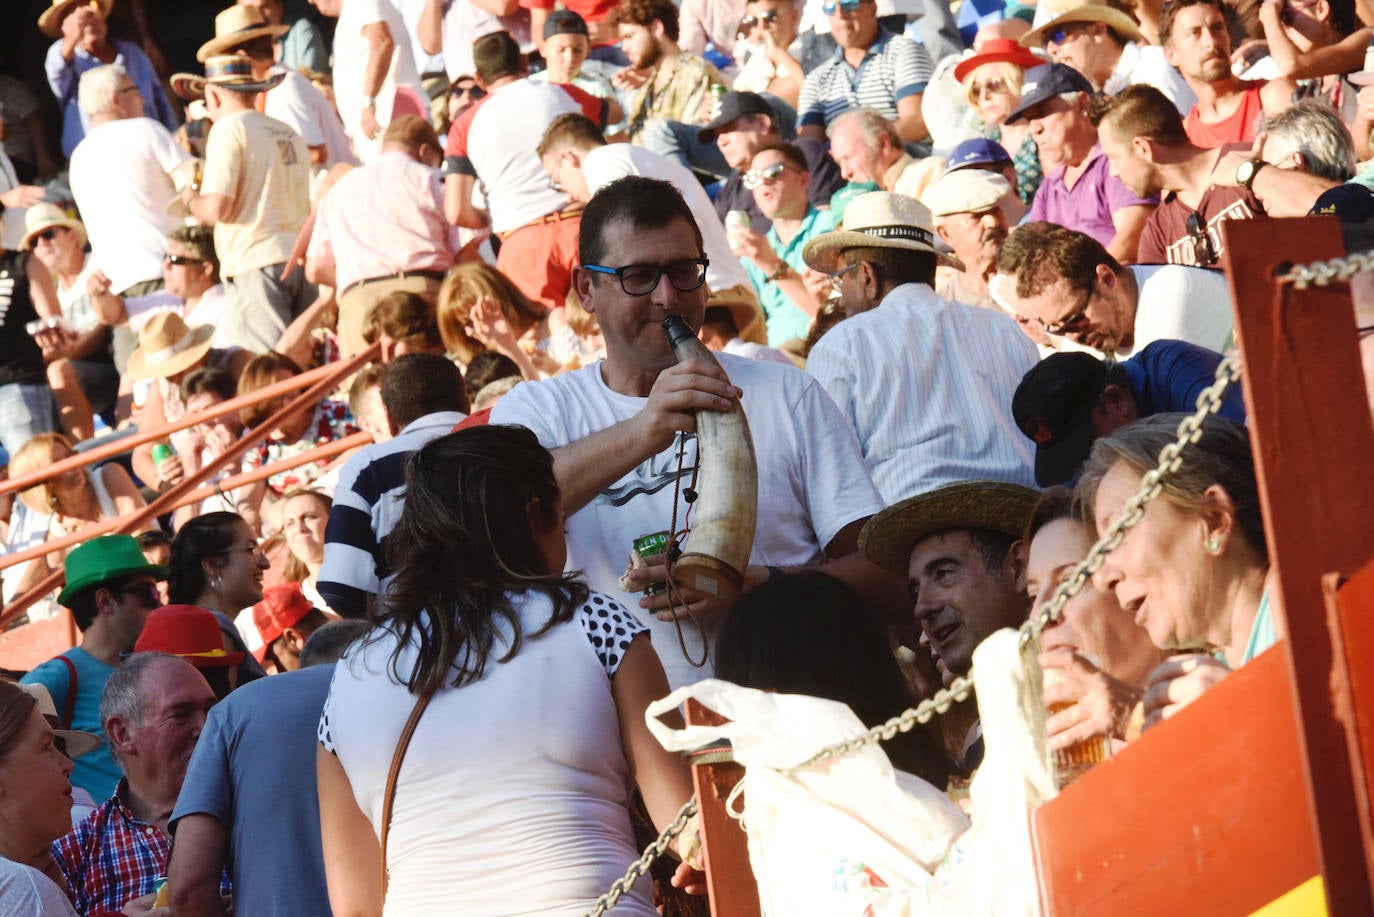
[69,117,190,293]
[437,0,533,80]
[581,144,751,294]
[490,354,883,687]
[723,338,795,365]
[122,287,235,348]
[0,153,27,253]
[1107,42,1198,117]
[264,68,358,169]
[467,79,582,233]
[1124,264,1234,358]
[0,858,79,917]
[333,0,426,162]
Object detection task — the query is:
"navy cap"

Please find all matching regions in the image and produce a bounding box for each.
[1011,351,1110,487]
[544,8,589,39]
[1005,63,1094,124]
[945,137,1013,173]
[696,91,778,142]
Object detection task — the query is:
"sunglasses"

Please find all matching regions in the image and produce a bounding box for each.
[1047,25,1085,46]
[118,582,162,608]
[740,9,781,28]
[1186,211,1218,267]
[451,84,486,99]
[32,228,64,243]
[822,0,871,14]
[971,76,1008,96]
[1036,278,1095,336]
[164,254,206,266]
[743,161,795,189]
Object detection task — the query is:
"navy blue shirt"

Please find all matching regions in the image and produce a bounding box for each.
[1120,340,1247,422]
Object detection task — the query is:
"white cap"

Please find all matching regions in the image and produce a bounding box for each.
[921,169,1012,218]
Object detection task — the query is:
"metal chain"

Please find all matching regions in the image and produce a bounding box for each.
[586,798,699,917]
[1281,248,1374,289]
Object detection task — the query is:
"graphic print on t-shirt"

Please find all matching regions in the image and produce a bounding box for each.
[601,434,697,507]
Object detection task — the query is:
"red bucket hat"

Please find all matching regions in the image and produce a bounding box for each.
[252,583,317,662]
[953,38,1047,85]
[135,604,245,669]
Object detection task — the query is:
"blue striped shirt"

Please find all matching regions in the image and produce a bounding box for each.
[805,283,1039,502]
[797,29,933,131]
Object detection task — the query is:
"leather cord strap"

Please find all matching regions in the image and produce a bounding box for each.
[379,688,436,897]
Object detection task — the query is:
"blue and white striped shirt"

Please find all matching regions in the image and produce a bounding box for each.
[805,283,1039,503]
[797,29,933,131]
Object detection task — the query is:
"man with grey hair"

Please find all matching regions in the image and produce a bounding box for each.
[827,107,942,202]
[51,652,222,916]
[69,65,193,311]
[921,168,1016,310]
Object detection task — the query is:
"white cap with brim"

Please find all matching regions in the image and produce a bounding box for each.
[18,684,103,758]
[922,170,1012,218]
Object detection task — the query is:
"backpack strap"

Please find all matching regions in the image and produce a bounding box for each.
[55,655,78,730]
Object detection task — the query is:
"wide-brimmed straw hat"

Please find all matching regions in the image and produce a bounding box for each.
[135,604,246,669]
[953,38,1047,84]
[802,191,960,274]
[37,0,113,39]
[1020,0,1143,49]
[18,684,102,758]
[860,481,1040,573]
[206,54,285,94]
[197,5,289,63]
[170,72,207,102]
[22,203,86,251]
[126,311,216,381]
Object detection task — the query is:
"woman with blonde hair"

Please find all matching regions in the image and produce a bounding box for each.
[437,262,561,378]
[954,39,1048,205]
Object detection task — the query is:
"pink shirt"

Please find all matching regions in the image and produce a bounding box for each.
[307,149,458,292]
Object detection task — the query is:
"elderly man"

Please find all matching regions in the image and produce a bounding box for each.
[802,192,1037,502]
[827,107,943,203]
[1019,0,1195,114]
[308,115,455,357]
[700,91,844,234]
[186,55,313,354]
[993,221,1234,357]
[51,653,222,915]
[1093,85,1265,268]
[1007,63,1157,263]
[491,176,897,687]
[21,536,166,803]
[40,0,177,157]
[797,0,934,143]
[921,168,1014,310]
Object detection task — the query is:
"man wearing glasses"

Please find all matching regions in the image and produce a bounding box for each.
[802,191,1038,502]
[491,176,897,688]
[993,221,1234,358]
[21,534,167,803]
[796,0,935,144]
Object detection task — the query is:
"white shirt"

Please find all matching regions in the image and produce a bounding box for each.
[723,338,795,365]
[1121,264,1233,358]
[264,68,358,169]
[581,144,751,294]
[333,0,426,162]
[436,0,533,80]
[0,153,27,252]
[69,117,189,293]
[491,355,883,687]
[805,283,1040,503]
[121,286,236,348]
[1107,42,1197,117]
[396,0,446,75]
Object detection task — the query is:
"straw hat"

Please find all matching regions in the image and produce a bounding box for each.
[196,5,290,63]
[953,38,1047,84]
[801,191,959,274]
[17,684,102,758]
[1019,0,1143,49]
[860,481,1040,573]
[135,605,246,669]
[21,203,86,251]
[126,311,216,381]
[37,0,114,39]
[170,72,207,102]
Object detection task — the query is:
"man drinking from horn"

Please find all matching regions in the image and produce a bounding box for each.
[491,176,898,687]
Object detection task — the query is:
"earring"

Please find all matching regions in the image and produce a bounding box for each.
[1204,534,1221,554]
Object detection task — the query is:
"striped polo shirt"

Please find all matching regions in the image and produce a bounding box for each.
[797,28,934,131]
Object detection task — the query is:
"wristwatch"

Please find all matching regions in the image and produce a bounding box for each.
[1236,158,1267,191]
[768,261,791,282]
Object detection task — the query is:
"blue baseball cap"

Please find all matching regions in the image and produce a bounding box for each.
[945,138,1013,173]
[1004,63,1094,124]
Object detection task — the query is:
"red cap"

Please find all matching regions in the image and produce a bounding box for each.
[252,583,316,658]
[135,604,245,669]
[953,38,1047,85]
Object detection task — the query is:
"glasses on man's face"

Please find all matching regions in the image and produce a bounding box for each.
[822,0,871,14]
[743,161,794,189]
[1186,211,1218,267]
[451,83,486,100]
[165,254,205,267]
[1036,278,1096,335]
[827,261,862,290]
[118,582,161,609]
[741,9,781,28]
[1047,25,1085,46]
[583,259,710,296]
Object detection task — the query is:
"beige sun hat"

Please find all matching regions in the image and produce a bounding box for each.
[801,191,960,274]
[860,480,1041,573]
[921,170,1013,218]
[196,5,290,63]
[37,0,113,39]
[22,203,87,251]
[17,684,102,758]
[1019,0,1143,50]
[126,311,216,381]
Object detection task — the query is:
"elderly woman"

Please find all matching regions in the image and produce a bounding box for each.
[1025,486,1161,758]
[1077,414,1273,730]
[0,679,80,915]
[954,38,1048,206]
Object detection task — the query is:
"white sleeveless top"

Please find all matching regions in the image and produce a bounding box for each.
[320,589,653,916]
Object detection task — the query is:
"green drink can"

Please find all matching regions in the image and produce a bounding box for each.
[633,531,672,560]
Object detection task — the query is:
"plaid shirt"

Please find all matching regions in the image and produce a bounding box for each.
[51,780,230,915]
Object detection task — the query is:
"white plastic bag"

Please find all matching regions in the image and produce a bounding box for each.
[646,629,1054,916]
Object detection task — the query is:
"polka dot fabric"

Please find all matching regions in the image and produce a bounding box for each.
[577,592,646,678]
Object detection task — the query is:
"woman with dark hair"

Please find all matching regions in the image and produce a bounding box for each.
[0,679,80,915]
[1076,414,1271,730]
[714,571,955,790]
[317,425,702,914]
[167,511,268,684]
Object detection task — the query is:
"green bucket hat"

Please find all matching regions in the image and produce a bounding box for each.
[58,534,168,607]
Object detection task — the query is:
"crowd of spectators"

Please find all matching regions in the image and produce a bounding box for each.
[0,0,1371,910]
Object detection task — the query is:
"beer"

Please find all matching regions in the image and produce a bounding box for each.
[1043,667,1110,786]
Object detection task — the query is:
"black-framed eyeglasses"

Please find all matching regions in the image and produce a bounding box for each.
[1186,211,1218,267]
[117,582,162,608]
[827,261,862,290]
[165,254,206,266]
[583,259,710,296]
[743,161,795,189]
[450,83,486,100]
[1039,278,1095,335]
[741,9,781,28]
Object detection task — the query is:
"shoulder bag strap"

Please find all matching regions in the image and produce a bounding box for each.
[56,655,78,730]
[379,688,436,899]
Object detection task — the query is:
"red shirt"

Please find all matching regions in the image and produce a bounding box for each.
[519,0,619,23]
[1184,82,1265,148]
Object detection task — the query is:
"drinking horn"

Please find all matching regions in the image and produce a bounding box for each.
[661,315,759,604]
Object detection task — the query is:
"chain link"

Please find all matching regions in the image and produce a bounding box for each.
[586,798,698,917]
[1281,248,1374,289]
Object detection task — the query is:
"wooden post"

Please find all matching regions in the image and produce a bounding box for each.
[683,699,761,917]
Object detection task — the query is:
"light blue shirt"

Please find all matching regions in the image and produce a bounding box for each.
[45,39,177,158]
[21,647,119,801]
[1241,585,1277,665]
[743,206,835,346]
